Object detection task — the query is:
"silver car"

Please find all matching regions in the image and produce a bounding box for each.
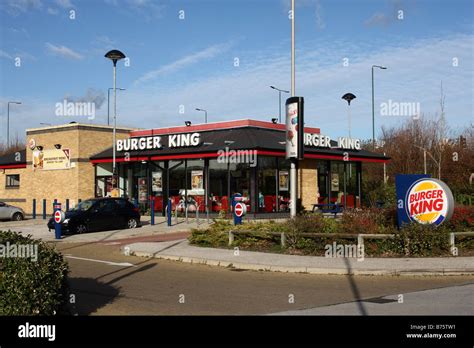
[0,202,25,221]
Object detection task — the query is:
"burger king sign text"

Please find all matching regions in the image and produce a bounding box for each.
[398,177,454,226]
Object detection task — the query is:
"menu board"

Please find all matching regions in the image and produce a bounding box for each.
[152,171,162,192]
[138,177,147,203]
[191,170,203,190]
[279,170,289,191]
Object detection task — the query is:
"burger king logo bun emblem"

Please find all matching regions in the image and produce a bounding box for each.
[405,178,454,226]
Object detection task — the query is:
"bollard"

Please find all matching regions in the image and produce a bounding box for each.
[185,205,189,224]
[66,199,70,211]
[151,198,155,225]
[53,202,63,240]
[167,198,172,226]
[42,199,47,219]
[32,199,36,219]
[196,205,200,225]
[281,232,286,247]
[228,231,234,246]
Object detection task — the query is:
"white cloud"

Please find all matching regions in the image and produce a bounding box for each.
[45,43,83,60]
[125,0,164,20]
[47,7,58,15]
[118,33,473,140]
[55,0,74,8]
[0,50,13,60]
[315,0,325,29]
[134,42,234,84]
[365,13,390,26]
[1,0,42,16]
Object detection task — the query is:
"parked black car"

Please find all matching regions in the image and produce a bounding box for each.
[47,198,141,234]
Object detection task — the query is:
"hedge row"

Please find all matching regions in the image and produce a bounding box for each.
[189,206,474,257]
[0,230,70,315]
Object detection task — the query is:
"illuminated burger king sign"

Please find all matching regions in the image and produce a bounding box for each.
[405,178,454,226]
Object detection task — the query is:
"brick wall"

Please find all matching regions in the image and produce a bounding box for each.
[0,124,132,215]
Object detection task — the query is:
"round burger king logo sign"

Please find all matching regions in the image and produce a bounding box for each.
[405,178,454,225]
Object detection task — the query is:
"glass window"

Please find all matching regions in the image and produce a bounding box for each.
[258,157,277,213]
[345,162,359,208]
[316,161,329,204]
[150,161,165,214]
[6,174,20,188]
[277,158,291,211]
[168,160,186,210]
[96,163,113,176]
[186,159,205,212]
[209,159,229,213]
[330,162,345,204]
[72,200,94,211]
[99,199,117,213]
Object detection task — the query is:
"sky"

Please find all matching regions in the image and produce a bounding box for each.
[0,0,473,143]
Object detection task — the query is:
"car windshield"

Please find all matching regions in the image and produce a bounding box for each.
[71,200,95,211]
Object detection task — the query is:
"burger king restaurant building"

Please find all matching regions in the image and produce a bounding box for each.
[0,119,388,216]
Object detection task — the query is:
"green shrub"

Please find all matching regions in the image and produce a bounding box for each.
[188,209,472,257]
[390,224,451,257]
[0,230,70,315]
[340,208,386,234]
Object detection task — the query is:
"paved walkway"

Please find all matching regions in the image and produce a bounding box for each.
[123,239,474,276]
[0,217,210,243]
[271,283,474,315]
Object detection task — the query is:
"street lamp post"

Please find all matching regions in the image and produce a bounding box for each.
[270,86,289,123]
[289,0,297,218]
[105,50,126,190]
[371,65,387,148]
[108,87,125,126]
[7,101,22,147]
[342,93,356,138]
[195,108,208,123]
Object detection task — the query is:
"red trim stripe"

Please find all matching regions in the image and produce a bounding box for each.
[150,153,218,160]
[304,153,389,163]
[91,150,388,163]
[91,157,149,164]
[0,164,27,169]
[130,119,320,137]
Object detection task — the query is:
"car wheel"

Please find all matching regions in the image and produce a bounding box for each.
[12,212,24,221]
[75,224,87,234]
[127,218,138,229]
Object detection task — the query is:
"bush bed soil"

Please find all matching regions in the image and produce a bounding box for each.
[189,206,474,257]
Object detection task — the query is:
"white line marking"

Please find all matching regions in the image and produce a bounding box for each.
[65,255,137,267]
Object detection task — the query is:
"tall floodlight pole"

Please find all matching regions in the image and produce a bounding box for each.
[108,88,125,126]
[290,0,297,218]
[371,65,387,148]
[342,93,356,138]
[7,101,22,147]
[270,86,289,123]
[105,50,126,189]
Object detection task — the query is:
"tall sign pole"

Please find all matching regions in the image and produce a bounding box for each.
[289,0,297,218]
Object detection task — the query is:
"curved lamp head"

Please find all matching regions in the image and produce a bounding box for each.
[105,50,126,65]
[342,93,357,105]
